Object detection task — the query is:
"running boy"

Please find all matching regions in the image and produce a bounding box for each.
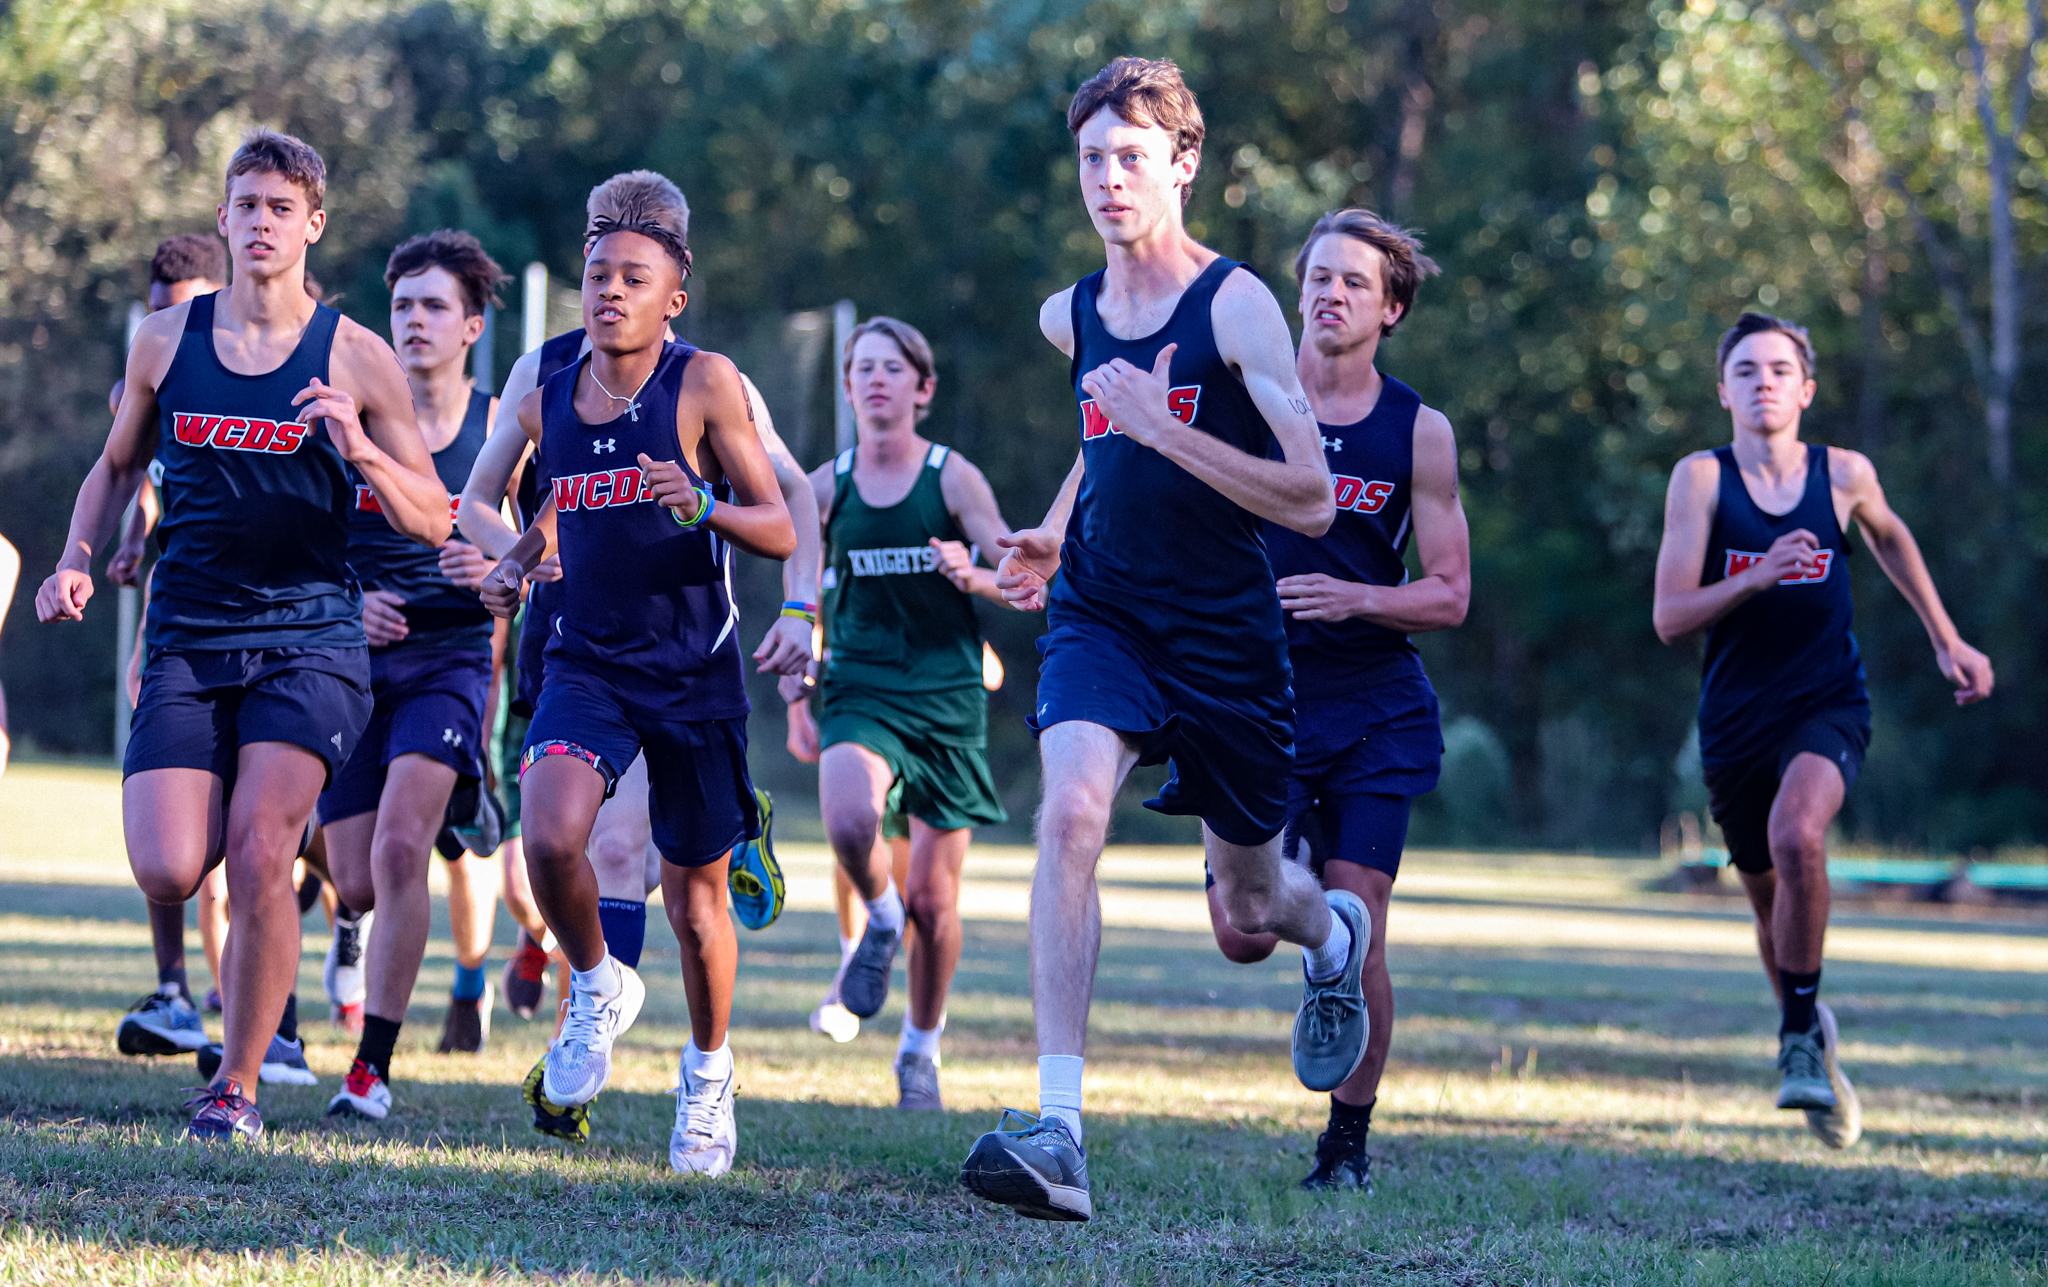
[809,316,1014,1111]
[323,230,511,1119]
[478,185,795,1177]
[1652,312,1993,1148]
[964,58,1356,1221]
[35,130,449,1140]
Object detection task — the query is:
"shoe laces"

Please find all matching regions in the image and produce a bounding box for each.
[1778,1031,1826,1082]
[182,1081,252,1118]
[557,987,613,1052]
[672,1069,730,1140]
[1299,975,1359,1046]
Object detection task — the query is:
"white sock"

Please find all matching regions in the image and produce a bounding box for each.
[683,1037,733,1083]
[570,954,621,1000]
[1038,1054,1084,1143]
[864,880,905,934]
[1302,911,1352,983]
[838,933,858,962]
[898,1012,944,1065]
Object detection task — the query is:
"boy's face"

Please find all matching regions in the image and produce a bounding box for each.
[1299,235,1400,357]
[583,231,686,354]
[1075,108,1196,248]
[391,265,483,376]
[845,332,933,427]
[1718,331,1814,434]
[217,170,324,280]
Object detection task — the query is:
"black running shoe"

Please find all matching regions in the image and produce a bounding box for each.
[185,1080,262,1141]
[961,1109,1091,1221]
[838,921,901,1020]
[1301,1125,1372,1191]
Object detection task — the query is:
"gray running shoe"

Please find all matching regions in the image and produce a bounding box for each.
[1775,1020,1837,1110]
[542,960,645,1107]
[838,922,901,1020]
[1292,890,1371,1092]
[117,984,210,1055]
[1803,1002,1862,1148]
[895,1053,943,1111]
[961,1109,1091,1221]
[669,1050,737,1177]
[197,1034,318,1086]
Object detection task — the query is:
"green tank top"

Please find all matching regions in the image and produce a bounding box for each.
[824,442,982,693]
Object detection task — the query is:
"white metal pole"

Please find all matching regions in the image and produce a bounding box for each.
[522,263,548,353]
[112,301,148,758]
[833,299,856,453]
[474,301,495,393]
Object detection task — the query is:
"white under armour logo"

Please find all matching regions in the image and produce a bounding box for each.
[1321,436,1344,452]
[593,438,617,454]
[443,728,463,747]
[331,732,343,750]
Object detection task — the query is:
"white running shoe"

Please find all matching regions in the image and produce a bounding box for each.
[541,959,645,1107]
[809,966,860,1043]
[1805,1001,1863,1149]
[670,1050,737,1177]
[326,1058,392,1120]
[324,910,371,1010]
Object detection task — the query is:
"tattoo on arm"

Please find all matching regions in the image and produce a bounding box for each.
[740,379,756,425]
[1289,397,1310,416]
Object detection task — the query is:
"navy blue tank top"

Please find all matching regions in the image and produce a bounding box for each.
[148,291,363,650]
[1265,376,1427,700]
[538,343,746,720]
[1050,258,1290,693]
[346,388,492,654]
[1698,443,1867,768]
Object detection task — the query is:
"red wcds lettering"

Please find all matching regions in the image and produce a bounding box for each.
[553,468,649,514]
[1078,385,1202,441]
[171,414,308,455]
[1724,548,1832,584]
[1331,475,1395,514]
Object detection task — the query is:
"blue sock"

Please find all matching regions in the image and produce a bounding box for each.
[452,962,486,1002]
[596,898,648,970]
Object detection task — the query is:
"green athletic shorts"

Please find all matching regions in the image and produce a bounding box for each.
[819,683,1007,832]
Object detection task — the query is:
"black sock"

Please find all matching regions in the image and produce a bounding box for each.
[356,1014,402,1081]
[1778,968,1822,1035]
[276,993,299,1043]
[1330,1096,1374,1138]
[334,898,359,924]
[596,898,648,970]
[158,963,190,1001]
[297,870,323,915]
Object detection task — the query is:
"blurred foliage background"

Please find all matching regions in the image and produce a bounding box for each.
[0,0,2037,853]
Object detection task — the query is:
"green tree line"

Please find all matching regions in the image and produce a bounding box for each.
[0,0,2033,852]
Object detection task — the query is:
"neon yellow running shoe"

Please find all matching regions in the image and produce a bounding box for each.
[728,787,786,931]
[521,1051,591,1144]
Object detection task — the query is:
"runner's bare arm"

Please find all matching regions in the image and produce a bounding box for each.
[438,395,504,592]
[1082,274,1333,535]
[1833,448,1993,703]
[1652,451,1816,642]
[995,451,1081,612]
[646,353,795,561]
[457,346,544,559]
[1276,406,1470,630]
[1039,287,1077,359]
[36,309,181,622]
[478,494,556,620]
[937,453,1013,604]
[305,321,451,546]
[742,371,818,676]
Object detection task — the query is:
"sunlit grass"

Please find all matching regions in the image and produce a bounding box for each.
[3,763,2044,1284]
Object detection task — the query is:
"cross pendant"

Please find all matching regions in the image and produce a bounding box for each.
[625,400,641,422]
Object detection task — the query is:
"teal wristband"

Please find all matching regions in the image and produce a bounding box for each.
[671,488,715,529]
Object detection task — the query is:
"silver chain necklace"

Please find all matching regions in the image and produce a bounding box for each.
[589,361,656,422]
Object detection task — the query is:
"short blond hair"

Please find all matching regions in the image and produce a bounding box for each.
[584,170,692,279]
[842,317,936,422]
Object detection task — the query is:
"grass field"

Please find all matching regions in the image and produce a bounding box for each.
[2,761,2044,1285]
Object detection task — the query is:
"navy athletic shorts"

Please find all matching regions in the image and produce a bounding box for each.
[520,661,758,869]
[1282,679,1444,882]
[1703,702,1870,875]
[125,645,372,788]
[511,588,556,720]
[318,646,491,824]
[1030,620,1293,847]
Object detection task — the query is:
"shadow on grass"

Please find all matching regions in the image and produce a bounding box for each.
[4,1071,2045,1285]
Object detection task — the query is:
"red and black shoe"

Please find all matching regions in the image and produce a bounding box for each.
[501,931,550,1020]
[184,1079,262,1141]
